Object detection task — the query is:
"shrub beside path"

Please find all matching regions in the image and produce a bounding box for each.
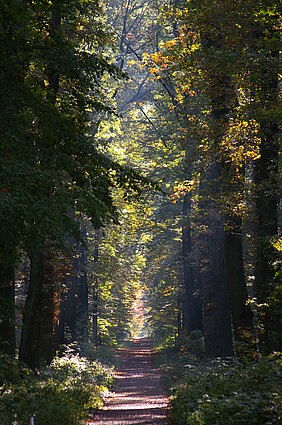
[88,338,170,425]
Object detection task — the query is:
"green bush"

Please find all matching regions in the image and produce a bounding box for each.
[0,350,114,425]
[158,349,281,425]
[80,340,119,367]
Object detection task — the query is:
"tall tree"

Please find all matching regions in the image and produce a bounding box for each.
[0,0,146,366]
[143,0,259,357]
[251,2,280,352]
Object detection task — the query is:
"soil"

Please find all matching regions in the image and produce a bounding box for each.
[89,338,170,425]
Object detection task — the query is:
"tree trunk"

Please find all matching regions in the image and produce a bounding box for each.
[39,246,57,365]
[77,225,88,341]
[225,220,255,359]
[177,297,182,338]
[19,245,44,369]
[92,231,99,345]
[92,280,98,345]
[55,222,88,348]
[64,257,79,343]
[182,193,202,333]
[200,164,233,358]
[202,216,233,358]
[253,38,279,352]
[30,1,62,363]
[54,255,71,350]
[39,280,56,365]
[0,260,15,356]
[254,121,279,352]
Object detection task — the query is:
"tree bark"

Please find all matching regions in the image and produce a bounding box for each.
[253,34,279,352]
[182,193,202,333]
[177,297,182,338]
[254,120,279,352]
[64,251,79,343]
[225,220,255,359]
[0,260,15,356]
[19,2,62,369]
[76,224,89,341]
[19,245,44,369]
[54,222,88,348]
[92,231,99,345]
[92,280,98,345]
[39,246,57,365]
[201,212,233,358]
[39,279,56,365]
[54,256,71,349]
[200,163,234,358]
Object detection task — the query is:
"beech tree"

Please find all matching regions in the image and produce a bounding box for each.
[143,0,280,357]
[0,0,280,372]
[0,0,145,367]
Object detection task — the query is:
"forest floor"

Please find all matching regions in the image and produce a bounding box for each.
[88,338,170,425]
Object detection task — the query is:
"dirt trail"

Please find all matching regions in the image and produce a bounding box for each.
[89,338,169,425]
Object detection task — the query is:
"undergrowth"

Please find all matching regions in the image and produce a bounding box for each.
[0,346,114,425]
[156,339,281,424]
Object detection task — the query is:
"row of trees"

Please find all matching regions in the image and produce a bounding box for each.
[95,0,281,360]
[0,0,280,373]
[0,0,148,369]
[143,0,281,358]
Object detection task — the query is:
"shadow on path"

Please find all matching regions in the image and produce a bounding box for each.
[89,338,169,425]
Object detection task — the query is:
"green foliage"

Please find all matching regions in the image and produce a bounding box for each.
[80,340,120,367]
[0,0,148,263]
[87,197,151,343]
[157,348,281,425]
[97,0,188,346]
[177,330,205,359]
[0,349,113,424]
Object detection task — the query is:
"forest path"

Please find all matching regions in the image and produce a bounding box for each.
[89,338,170,425]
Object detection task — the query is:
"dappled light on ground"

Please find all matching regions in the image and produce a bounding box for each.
[89,338,169,424]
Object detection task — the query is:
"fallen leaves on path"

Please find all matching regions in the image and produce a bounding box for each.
[89,338,169,425]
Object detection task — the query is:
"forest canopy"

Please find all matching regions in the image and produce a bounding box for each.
[0,0,281,424]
